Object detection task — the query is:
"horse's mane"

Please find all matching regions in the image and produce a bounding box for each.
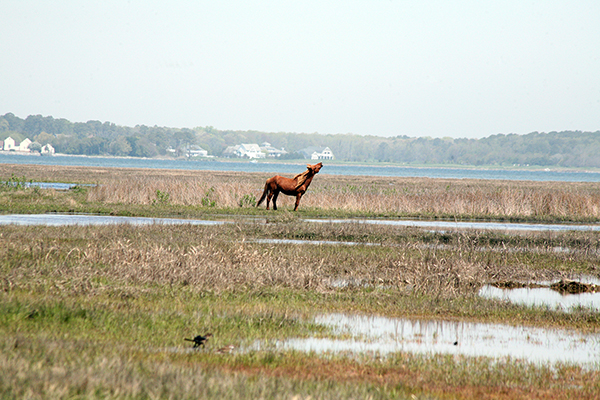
[293,169,311,190]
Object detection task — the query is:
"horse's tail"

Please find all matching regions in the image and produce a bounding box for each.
[256,181,270,207]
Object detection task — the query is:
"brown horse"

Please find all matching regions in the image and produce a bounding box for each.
[256,162,323,211]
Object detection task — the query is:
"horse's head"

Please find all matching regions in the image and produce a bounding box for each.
[307,162,323,174]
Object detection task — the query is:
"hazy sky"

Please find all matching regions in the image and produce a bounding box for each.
[1,1,599,138]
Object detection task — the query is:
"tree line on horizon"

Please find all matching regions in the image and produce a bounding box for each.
[1,112,599,168]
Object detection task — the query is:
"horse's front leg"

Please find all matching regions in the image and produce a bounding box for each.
[294,193,303,211]
[272,191,280,210]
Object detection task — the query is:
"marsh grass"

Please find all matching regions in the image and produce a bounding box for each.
[2,163,600,221]
[2,222,600,398]
[3,163,600,398]
[86,173,600,221]
[7,332,593,400]
[2,223,599,323]
[0,173,32,190]
[1,344,413,400]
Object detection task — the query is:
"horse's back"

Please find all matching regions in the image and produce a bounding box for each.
[269,175,296,191]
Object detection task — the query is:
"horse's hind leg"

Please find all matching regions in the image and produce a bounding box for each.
[272,191,280,210]
[266,190,274,210]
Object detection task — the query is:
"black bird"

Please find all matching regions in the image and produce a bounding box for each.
[184,333,213,348]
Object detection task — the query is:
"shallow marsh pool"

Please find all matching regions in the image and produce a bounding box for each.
[266,313,600,368]
[1,213,599,232]
[480,277,600,311]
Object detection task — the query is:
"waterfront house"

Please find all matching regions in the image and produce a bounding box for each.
[3,137,16,151]
[260,142,288,158]
[18,138,32,152]
[222,143,265,159]
[41,143,55,156]
[299,146,335,160]
[186,145,208,157]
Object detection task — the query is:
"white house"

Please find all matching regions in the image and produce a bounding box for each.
[239,143,265,158]
[18,138,32,152]
[315,147,334,160]
[2,137,35,153]
[3,137,16,151]
[186,145,208,157]
[223,143,265,159]
[300,146,335,160]
[41,143,55,156]
[260,142,288,158]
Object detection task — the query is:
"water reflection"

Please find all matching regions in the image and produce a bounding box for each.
[306,218,600,232]
[480,283,600,311]
[2,181,91,190]
[1,213,599,232]
[273,314,600,367]
[0,214,227,226]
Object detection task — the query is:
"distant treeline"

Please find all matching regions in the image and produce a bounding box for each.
[1,113,599,168]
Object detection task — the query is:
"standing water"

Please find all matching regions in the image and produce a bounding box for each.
[2,153,600,181]
[273,313,600,368]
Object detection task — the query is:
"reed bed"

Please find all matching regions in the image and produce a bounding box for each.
[5,333,593,400]
[85,172,600,221]
[322,184,600,218]
[3,163,600,221]
[304,177,600,220]
[0,224,481,298]
[87,175,256,207]
[5,163,600,400]
[0,342,397,400]
[3,223,598,302]
[3,219,600,398]
[87,172,600,221]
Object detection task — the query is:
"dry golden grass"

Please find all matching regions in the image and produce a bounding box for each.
[3,222,597,303]
[1,223,473,297]
[83,171,600,221]
[3,163,600,220]
[2,179,600,399]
